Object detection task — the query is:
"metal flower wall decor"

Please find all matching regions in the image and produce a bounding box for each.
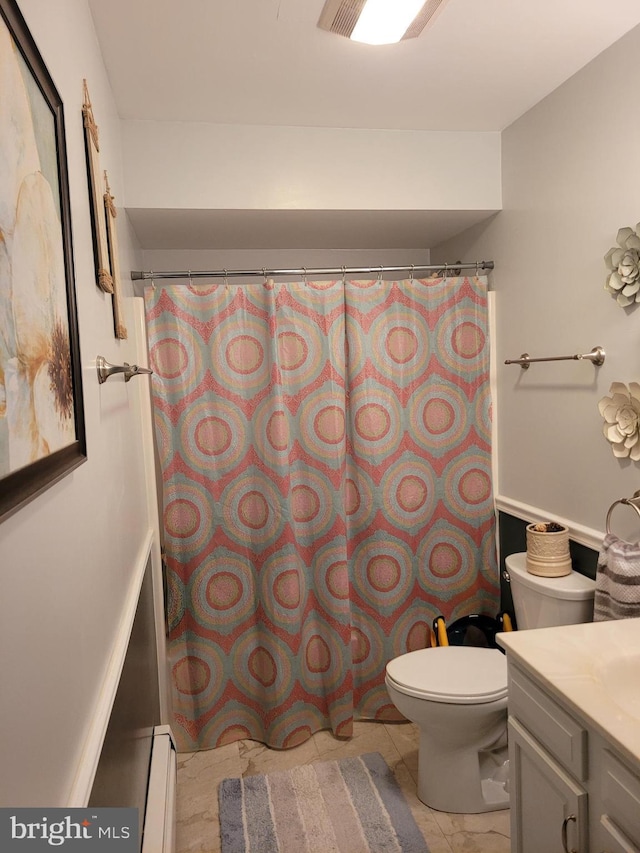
[605,225,640,307]
[598,382,640,460]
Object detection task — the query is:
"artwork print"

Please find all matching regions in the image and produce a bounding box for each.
[0,0,86,522]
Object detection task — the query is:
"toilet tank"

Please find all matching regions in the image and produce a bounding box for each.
[505,552,595,629]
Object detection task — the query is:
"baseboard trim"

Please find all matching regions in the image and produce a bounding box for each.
[67,529,154,807]
[495,495,604,553]
[142,726,177,853]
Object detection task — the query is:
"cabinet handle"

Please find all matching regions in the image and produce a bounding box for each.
[561,814,577,853]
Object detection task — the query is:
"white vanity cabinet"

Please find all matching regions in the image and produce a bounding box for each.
[506,662,640,853]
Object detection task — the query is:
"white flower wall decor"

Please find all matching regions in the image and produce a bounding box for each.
[598,382,640,460]
[605,225,640,307]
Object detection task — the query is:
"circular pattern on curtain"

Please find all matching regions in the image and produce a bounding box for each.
[145,277,499,752]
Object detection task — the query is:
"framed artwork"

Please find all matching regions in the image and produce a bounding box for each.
[0,0,86,523]
[104,171,127,339]
[82,78,112,294]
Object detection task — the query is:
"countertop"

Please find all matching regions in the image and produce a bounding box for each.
[497,616,640,768]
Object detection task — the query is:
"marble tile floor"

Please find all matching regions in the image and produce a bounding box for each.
[176,720,511,853]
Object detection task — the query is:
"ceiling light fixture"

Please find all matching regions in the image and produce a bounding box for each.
[352,0,427,44]
[317,0,451,46]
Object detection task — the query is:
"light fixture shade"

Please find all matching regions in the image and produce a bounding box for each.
[317,0,450,44]
[351,0,427,45]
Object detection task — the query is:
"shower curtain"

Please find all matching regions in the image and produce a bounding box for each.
[145,275,498,752]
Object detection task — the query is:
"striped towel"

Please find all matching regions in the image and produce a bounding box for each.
[594,533,640,621]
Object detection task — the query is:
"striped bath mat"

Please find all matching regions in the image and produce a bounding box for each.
[218,752,429,852]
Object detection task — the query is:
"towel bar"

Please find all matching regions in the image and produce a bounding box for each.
[605,491,640,535]
[505,346,605,369]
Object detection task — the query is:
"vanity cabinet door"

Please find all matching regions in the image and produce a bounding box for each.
[509,718,588,853]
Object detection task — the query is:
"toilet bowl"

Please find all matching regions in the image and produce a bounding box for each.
[385,551,596,814]
[385,646,509,814]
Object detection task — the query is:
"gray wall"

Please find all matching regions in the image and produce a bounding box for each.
[433,24,640,544]
[89,558,160,850]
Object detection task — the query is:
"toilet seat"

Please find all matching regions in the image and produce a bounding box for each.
[386,646,508,704]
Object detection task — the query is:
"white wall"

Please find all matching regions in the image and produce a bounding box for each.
[0,0,156,806]
[432,24,640,544]
[122,120,501,213]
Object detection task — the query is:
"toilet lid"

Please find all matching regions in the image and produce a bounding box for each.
[386,647,508,704]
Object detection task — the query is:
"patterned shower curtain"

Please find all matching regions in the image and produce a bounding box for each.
[145,275,498,752]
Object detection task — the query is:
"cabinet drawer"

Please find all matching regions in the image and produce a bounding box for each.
[601,750,640,849]
[509,666,587,781]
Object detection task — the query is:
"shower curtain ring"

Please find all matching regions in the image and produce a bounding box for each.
[223,269,229,290]
[444,262,448,279]
[378,265,383,281]
[342,265,346,284]
[188,269,192,286]
[262,268,267,285]
[303,267,308,285]
[410,264,414,282]
[150,271,156,291]
[476,261,480,276]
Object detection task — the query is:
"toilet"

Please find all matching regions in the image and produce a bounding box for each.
[385,551,595,814]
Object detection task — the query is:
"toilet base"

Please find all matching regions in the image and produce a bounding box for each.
[417,731,510,814]
[384,652,511,815]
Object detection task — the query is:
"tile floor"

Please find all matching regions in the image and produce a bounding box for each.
[175,720,511,853]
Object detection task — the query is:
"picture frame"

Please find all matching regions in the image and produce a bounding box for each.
[82,78,113,294]
[0,0,86,523]
[104,171,128,340]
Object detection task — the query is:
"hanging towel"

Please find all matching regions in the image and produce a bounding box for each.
[594,533,640,621]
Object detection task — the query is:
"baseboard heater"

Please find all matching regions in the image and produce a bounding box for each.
[142,725,177,853]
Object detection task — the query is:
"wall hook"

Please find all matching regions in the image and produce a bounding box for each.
[97,355,153,384]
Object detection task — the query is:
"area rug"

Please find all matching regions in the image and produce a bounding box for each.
[218,751,429,853]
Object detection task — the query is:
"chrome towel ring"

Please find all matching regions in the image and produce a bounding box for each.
[606,491,640,535]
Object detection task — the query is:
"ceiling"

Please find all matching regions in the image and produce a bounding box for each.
[87,0,640,250]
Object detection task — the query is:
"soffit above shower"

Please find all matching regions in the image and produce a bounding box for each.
[125,208,498,251]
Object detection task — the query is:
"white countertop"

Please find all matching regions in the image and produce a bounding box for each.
[498,616,640,768]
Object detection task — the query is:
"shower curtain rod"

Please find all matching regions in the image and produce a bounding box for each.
[130,260,494,282]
